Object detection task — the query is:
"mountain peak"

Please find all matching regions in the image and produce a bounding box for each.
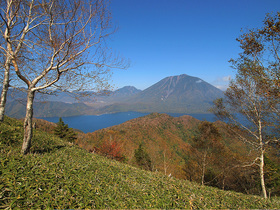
[113,86,141,97]
[165,74,200,81]
[156,74,207,100]
[117,86,140,91]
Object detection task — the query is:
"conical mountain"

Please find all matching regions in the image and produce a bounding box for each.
[132,74,223,103]
[100,74,224,113]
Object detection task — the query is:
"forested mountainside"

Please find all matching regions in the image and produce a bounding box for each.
[75,113,280,196]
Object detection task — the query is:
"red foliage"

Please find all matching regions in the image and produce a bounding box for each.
[99,139,125,161]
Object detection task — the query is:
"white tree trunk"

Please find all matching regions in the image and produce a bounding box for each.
[201,152,207,185]
[0,69,10,121]
[163,150,167,175]
[21,90,35,154]
[0,58,11,122]
[258,119,267,198]
[260,149,267,198]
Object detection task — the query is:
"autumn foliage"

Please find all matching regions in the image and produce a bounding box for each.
[99,138,125,161]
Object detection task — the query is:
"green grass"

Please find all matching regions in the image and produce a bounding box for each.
[1,116,280,209]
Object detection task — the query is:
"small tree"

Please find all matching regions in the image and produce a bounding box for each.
[192,121,223,185]
[54,117,76,143]
[134,143,152,171]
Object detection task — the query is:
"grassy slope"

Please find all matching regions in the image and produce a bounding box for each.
[1,117,280,209]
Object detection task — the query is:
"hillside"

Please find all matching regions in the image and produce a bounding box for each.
[79,113,200,178]
[76,113,280,195]
[1,116,280,209]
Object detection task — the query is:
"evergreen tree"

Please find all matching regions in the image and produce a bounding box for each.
[54,118,67,138]
[54,118,77,143]
[134,143,152,171]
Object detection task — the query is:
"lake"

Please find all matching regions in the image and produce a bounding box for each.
[40,112,216,133]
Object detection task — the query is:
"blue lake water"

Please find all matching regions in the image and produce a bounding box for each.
[40,112,216,133]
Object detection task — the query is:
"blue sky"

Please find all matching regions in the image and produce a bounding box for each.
[108,0,280,90]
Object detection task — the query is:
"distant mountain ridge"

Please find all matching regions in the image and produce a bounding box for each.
[5,74,224,118]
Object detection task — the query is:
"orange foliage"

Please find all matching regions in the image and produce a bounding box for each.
[99,139,125,161]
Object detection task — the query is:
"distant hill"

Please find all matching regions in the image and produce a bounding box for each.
[45,86,141,104]
[5,100,94,118]
[98,74,224,114]
[92,86,141,105]
[112,86,141,97]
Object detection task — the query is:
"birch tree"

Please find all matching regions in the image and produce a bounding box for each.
[211,13,280,198]
[212,68,270,198]
[0,0,127,154]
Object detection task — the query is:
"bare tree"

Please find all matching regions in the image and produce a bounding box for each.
[0,0,127,154]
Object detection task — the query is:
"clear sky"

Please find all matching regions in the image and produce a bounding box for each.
[108,0,280,91]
